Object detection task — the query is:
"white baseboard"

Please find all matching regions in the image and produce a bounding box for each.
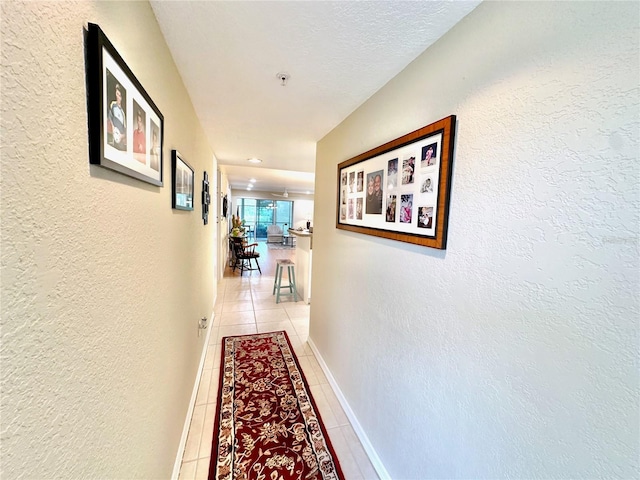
[307,338,390,480]
[171,309,215,480]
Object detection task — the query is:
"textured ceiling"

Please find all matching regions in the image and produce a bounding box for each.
[151,1,481,193]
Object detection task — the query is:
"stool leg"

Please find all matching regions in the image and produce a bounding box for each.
[273,265,280,295]
[289,266,299,302]
[276,265,284,304]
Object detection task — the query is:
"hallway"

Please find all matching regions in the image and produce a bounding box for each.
[178,242,379,479]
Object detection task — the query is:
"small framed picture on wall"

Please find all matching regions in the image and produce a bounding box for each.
[172,150,194,211]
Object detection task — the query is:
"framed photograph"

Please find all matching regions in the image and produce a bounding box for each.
[202,171,211,224]
[222,195,228,217]
[336,115,456,249]
[86,23,163,186]
[172,150,194,211]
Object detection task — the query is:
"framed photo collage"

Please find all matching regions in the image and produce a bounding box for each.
[336,115,456,250]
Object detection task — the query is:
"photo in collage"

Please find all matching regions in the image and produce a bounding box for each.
[106,69,127,152]
[386,195,396,222]
[420,176,434,193]
[387,158,398,189]
[400,194,413,224]
[150,121,160,171]
[421,142,438,168]
[365,170,384,215]
[133,99,146,164]
[402,155,415,185]
[418,206,434,229]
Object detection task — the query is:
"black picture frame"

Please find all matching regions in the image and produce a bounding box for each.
[222,195,228,217]
[86,23,164,186]
[337,115,456,250]
[202,171,211,224]
[172,150,194,211]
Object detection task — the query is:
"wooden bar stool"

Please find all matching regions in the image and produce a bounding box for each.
[273,259,299,303]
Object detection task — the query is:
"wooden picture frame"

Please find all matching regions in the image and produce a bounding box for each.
[86,23,164,186]
[172,150,194,211]
[336,115,456,249]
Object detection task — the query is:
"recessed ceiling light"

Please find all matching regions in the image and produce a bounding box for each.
[247,184,253,188]
[247,158,262,164]
[250,178,256,183]
[306,191,311,194]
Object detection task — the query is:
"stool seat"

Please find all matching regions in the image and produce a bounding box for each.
[273,260,299,304]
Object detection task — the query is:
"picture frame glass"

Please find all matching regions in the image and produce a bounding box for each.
[102,47,163,183]
[173,151,194,210]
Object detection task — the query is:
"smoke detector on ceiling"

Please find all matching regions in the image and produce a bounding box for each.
[276,72,290,86]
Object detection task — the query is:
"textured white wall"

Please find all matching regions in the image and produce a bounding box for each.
[312,2,639,479]
[293,199,314,230]
[1,2,216,478]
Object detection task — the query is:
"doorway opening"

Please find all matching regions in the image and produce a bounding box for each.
[237,198,293,240]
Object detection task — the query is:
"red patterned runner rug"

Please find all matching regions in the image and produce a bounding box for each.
[208,331,345,480]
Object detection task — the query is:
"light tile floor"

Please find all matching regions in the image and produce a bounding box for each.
[178,274,379,480]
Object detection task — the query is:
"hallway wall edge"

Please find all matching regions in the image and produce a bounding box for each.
[307,337,390,480]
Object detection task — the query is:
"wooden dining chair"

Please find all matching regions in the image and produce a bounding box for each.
[232,240,261,275]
